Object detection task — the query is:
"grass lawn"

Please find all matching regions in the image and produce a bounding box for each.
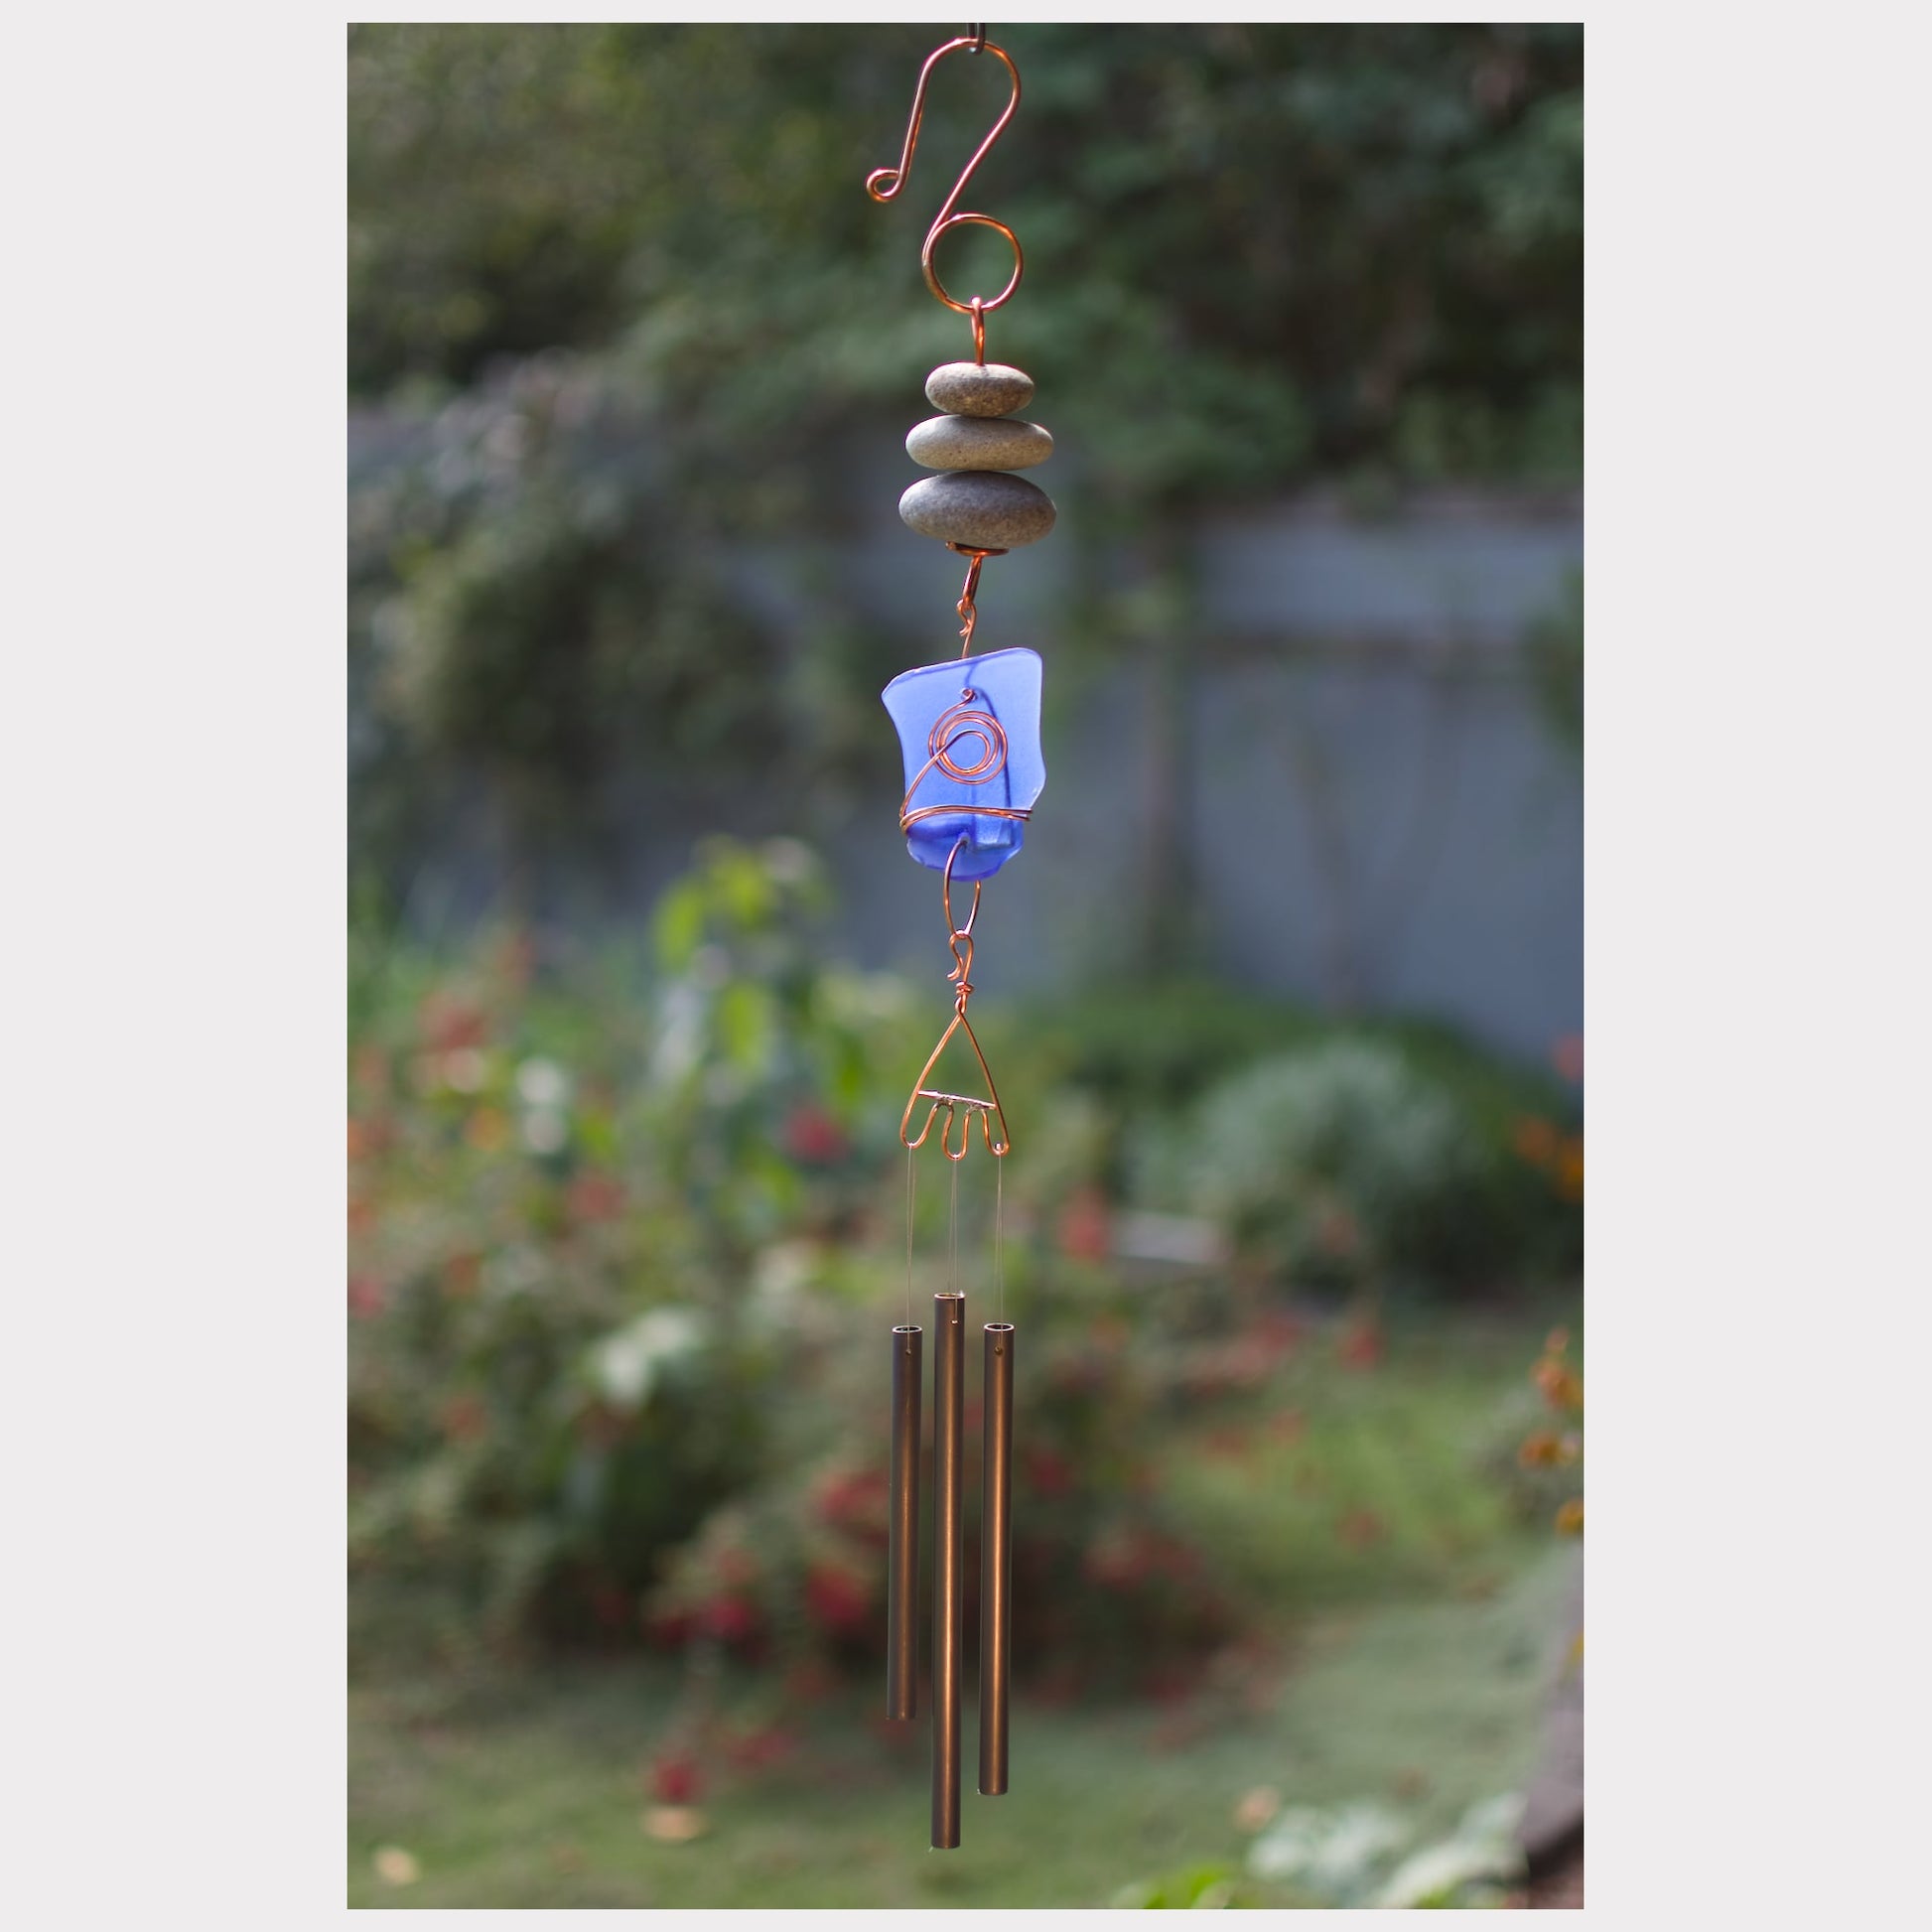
[349,1310,1579,1908]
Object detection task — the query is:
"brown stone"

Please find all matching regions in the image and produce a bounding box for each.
[923,361,1035,418]
[906,414,1053,472]
[898,471,1057,549]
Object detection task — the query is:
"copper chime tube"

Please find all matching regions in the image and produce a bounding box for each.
[979,1320,1015,1795]
[930,1291,966,1848]
[887,1323,923,1721]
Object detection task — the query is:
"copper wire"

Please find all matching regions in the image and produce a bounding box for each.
[865,35,1025,325]
[947,542,1007,656]
[898,690,1031,836]
[899,837,1012,1160]
[877,30,1027,1170]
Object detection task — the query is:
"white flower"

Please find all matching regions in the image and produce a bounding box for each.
[515,1055,571,1107]
[1247,1802,1407,1895]
[1370,1795,1526,1908]
[591,1307,710,1412]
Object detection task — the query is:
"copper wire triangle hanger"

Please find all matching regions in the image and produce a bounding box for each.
[898,838,1011,1161]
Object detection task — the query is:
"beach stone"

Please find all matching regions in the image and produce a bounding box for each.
[906,414,1053,473]
[899,471,1057,549]
[924,361,1035,418]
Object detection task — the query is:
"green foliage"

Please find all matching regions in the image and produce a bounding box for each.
[1028,981,1583,1294]
[347,841,926,1656]
[349,24,1582,494]
[644,1264,1239,1692]
[347,25,1582,883]
[1161,1317,1538,1612]
[350,841,1577,1667]
[1109,1863,1249,1908]
[1183,1040,1476,1290]
[349,1553,1572,1906]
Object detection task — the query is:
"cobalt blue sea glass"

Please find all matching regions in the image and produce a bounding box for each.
[882,647,1045,881]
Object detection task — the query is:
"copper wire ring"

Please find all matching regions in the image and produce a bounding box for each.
[923,214,1024,318]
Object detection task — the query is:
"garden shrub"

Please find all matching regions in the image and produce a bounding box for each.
[349,841,1575,1673]
[645,1258,1240,1694]
[1182,1039,1477,1292]
[1022,981,1582,1295]
[348,841,925,1658]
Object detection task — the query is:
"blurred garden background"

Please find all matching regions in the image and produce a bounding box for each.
[347,22,1584,1910]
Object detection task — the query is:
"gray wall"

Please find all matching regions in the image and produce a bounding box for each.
[355,403,1582,1063]
[821,488,1582,1063]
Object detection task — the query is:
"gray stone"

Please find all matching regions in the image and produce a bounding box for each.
[924,361,1035,419]
[898,471,1057,549]
[906,414,1053,473]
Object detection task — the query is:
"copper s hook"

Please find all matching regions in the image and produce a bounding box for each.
[865,33,1024,320]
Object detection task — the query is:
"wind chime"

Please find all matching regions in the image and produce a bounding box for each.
[867,26,1051,1851]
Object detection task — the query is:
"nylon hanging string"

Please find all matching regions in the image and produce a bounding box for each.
[995,1156,1006,1323]
[904,1146,918,1327]
[948,1157,960,1298]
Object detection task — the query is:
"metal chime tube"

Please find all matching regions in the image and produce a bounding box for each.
[931,1291,966,1848]
[887,1323,923,1721]
[979,1320,1015,1795]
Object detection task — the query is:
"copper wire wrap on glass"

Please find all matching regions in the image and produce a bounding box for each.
[930,1291,966,1848]
[897,683,1030,837]
[979,1320,1015,1795]
[887,1323,923,1722]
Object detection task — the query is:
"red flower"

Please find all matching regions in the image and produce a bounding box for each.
[440,1394,487,1443]
[1024,1447,1075,1497]
[783,1103,849,1166]
[814,1467,888,1534]
[803,1563,872,1635]
[1056,1188,1111,1262]
[1551,1035,1586,1084]
[725,1725,798,1771]
[418,991,487,1052]
[645,1606,694,1648]
[702,1595,759,1645]
[347,1275,386,1319]
[1337,1507,1387,1550]
[650,1754,704,1806]
[1336,1318,1383,1371]
[566,1172,625,1223]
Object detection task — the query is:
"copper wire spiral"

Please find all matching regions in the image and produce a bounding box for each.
[899,695,1032,834]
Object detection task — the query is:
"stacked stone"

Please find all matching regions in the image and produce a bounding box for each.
[897,362,1055,551]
